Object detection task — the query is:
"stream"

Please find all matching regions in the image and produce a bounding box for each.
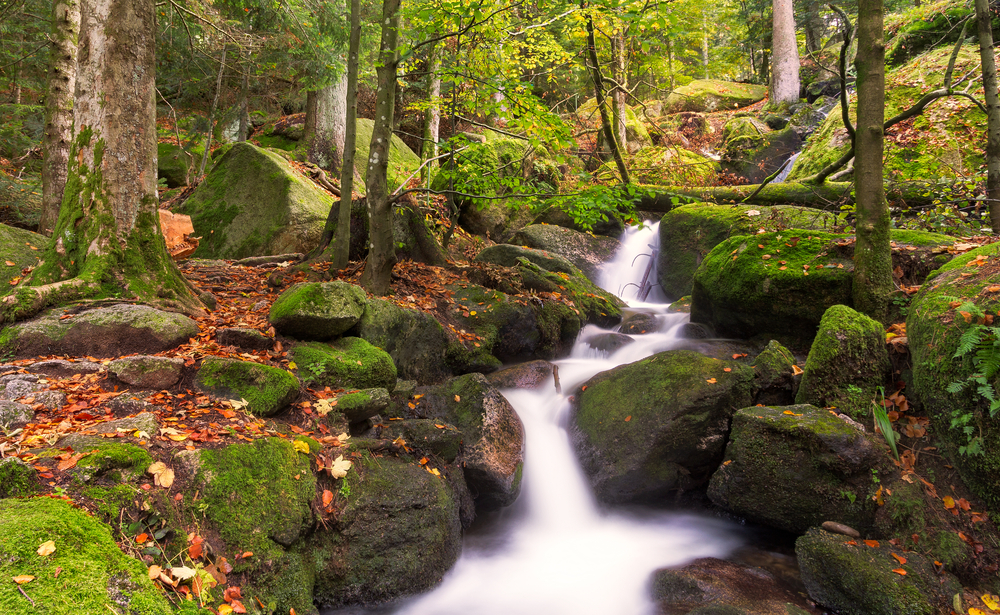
[327,222,750,615]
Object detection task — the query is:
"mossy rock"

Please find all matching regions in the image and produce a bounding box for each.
[795,305,890,419]
[412,373,524,511]
[509,224,621,282]
[108,355,184,389]
[885,0,975,67]
[663,80,767,114]
[352,117,421,192]
[289,338,397,391]
[312,453,462,608]
[195,357,299,417]
[269,281,367,340]
[0,457,36,498]
[708,404,889,534]
[719,119,801,184]
[378,419,464,463]
[795,527,962,615]
[332,388,390,424]
[0,223,44,289]
[350,297,455,384]
[657,204,838,300]
[788,46,985,183]
[192,437,316,613]
[177,142,333,259]
[570,349,756,504]
[0,497,173,614]
[752,339,799,406]
[0,303,199,360]
[691,230,854,342]
[157,142,191,188]
[595,146,719,186]
[907,242,1000,511]
[73,442,153,483]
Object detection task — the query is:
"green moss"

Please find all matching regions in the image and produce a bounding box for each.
[0,224,45,290]
[0,457,37,498]
[353,118,421,191]
[0,497,172,614]
[196,357,300,417]
[289,338,397,390]
[663,80,767,113]
[75,443,153,483]
[595,147,718,186]
[83,484,141,522]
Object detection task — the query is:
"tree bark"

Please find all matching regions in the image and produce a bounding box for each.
[359,0,402,295]
[305,74,348,173]
[976,0,1000,232]
[3,0,203,323]
[852,0,891,320]
[198,46,226,177]
[584,2,630,184]
[421,41,441,186]
[804,0,824,53]
[770,0,801,105]
[610,31,628,154]
[333,0,362,270]
[237,51,249,142]
[40,0,80,237]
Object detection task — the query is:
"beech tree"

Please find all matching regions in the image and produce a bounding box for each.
[975,0,1000,232]
[769,0,800,105]
[2,0,204,323]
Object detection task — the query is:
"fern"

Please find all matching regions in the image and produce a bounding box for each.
[948,315,1000,456]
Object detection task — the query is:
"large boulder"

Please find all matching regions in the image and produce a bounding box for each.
[657,203,838,300]
[907,242,1000,510]
[663,80,767,114]
[796,527,963,615]
[108,355,184,389]
[719,118,801,184]
[570,349,756,504]
[353,117,421,192]
[0,223,44,288]
[289,338,397,391]
[510,224,620,282]
[708,404,889,534]
[411,373,525,512]
[312,455,463,608]
[195,357,300,417]
[177,142,333,259]
[796,305,890,419]
[0,303,198,359]
[751,339,800,406]
[157,141,190,188]
[531,202,625,239]
[0,497,172,614]
[269,281,367,340]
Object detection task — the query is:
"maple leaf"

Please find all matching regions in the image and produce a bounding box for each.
[170,566,197,581]
[330,455,352,479]
[981,594,1000,611]
[36,540,55,556]
[292,440,311,454]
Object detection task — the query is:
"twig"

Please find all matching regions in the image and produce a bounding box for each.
[17,585,35,607]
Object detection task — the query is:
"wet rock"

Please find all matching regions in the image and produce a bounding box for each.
[821,521,860,538]
[752,340,799,406]
[486,360,555,390]
[351,297,455,384]
[509,224,621,282]
[619,312,660,335]
[332,388,390,424]
[109,356,184,390]
[583,331,634,353]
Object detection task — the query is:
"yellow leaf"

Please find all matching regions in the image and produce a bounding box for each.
[330,455,352,479]
[971,609,986,615]
[337,432,350,442]
[167,434,188,442]
[218,605,234,615]
[943,496,956,509]
[292,440,311,454]
[288,362,297,370]
[783,410,803,416]
[470,310,477,316]
[155,468,175,489]
[791,364,804,375]
[706,378,717,384]
[148,565,162,580]
[454,395,461,402]
[148,461,166,475]
[36,540,56,556]
[982,594,1000,610]
[12,575,34,584]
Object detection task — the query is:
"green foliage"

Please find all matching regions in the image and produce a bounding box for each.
[945,301,1000,456]
[538,184,660,231]
[872,387,900,461]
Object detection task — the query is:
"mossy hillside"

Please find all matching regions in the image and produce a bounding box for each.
[195,357,300,417]
[907,242,1000,510]
[0,497,173,614]
[789,47,985,183]
[289,338,397,390]
[0,223,45,289]
[707,404,888,534]
[796,305,891,419]
[662,79,767,113]
[0,457,37,498]
[353,117,421,191]
[268,281,367,340]
[885,0,975,66]
[571,349,756,503]
[595,146,718,186]
[796,527,962,615]
[657,203,838,300]
[177,142,333,259]
[312,453,462,608]
[691,230,854,341]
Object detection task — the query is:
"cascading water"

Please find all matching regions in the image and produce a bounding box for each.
[327,222,744,615]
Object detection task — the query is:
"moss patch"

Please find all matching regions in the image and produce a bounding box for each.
[195,357,300,417]
[0,224,45,290]
[0,457,37,498]
[289,338,397,390]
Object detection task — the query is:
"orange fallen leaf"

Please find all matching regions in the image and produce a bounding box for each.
[624,415,631,422]
[3,260,14,266]
[36,540,56,556]
[723,367,732,372]
[188,535,204,560]
[136,533,149,544]
[843,540,858,546]
[943,496,956,509]
[783,410,803,416]
[891,552,907,565]
[892,568,906,575]
[12,575,34,584]
[864,540,879,548]
[322,489,334,508]
[706,378,717,384]
[791,365,804,375]
[454,395,461,402]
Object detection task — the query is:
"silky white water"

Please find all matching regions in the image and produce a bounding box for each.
[330,221,744,615]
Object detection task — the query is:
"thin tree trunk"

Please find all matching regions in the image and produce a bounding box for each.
[333,0,362,270]
[852,0,890,320]
[359,0,402,295]
[199,47,226,177]
[611,31,628,154]
[421,42,441,187]
[666,36,675,90]
[804,0,823,53]
[770,0,801,105]
[976,0,1000,232]
[584,2,630,184]
[237,50,249,142]
[40,0,80,236]
[305,75,348,173]
[702,12,710,79]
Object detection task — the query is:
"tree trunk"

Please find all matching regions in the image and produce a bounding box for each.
[665,36,675,90]
[237,51,249,142]
[804,0,824,53]
[198,47,226,177]
[40,0,80,237]
[610,31,628,154]
[976,0,1000,232]
[305,74,348,173]
[702,12,710,79]
[770,0,801,105]
[852,0,891,320]
[3,0,203,323]
[359,0,402,295]
[333,0,362,270]
[584,2,630,184]
[421,41,441,186]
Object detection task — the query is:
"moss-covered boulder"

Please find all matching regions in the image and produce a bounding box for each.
[663,80,767,114]
[412,373,524,511]
[350,297,455,384]
[0,456,36,498]
[195,357,299,417]
[289,338,397,391]
[0,303,199,359]
[886,0,974,67]
[907,242,1000,510]
[177,142,333,259]
[312,453,462,608]
[795,527,963,615]
[650,558,812,615]
[708,404,889,534]
[752,339,800,406]
[0,497,173,614]
[378,419,465,464]
[269,281,367,340]
[619,312,661,335]
[191,437,316,614]
[353,117,421,192]
[108,355,184,389]
[332,388,390,424]
[486,359,555,390]
[795,305,890,419]
[510,224,621,282]
[71,442,153,484]
[657,204,838,300]
[691,230,854,342]
[0,223,44,289]
[719,118,801,184]
[531,200,626,239]
[597,146,719,186]
[157,141,191,188]
[570,349,756,504]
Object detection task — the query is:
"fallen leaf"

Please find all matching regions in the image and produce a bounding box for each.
[188,535,204,560]
[981,594,1000,610]
[783,410,803,416]
[454,395,461,402]
[892,568,907,575]
[943,496,956,509]
[891,552,907,565]
[791,364,804,375]
[155,467,174,489]
[170,566,196,581]
[218,605,234,615]
[864,540,879,548]
[4,260,14,266]
[12,575,34,584]
[706,378,717,384]
[723,367,732,372]
[136,533,149,544]
[292,440,311,454]
[330,455,352,479]
[36,540,56,556]
[322,489,334,509]
[624,415,631,422]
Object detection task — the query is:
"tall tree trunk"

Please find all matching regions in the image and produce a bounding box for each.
[976,0,1000,232]
[584,2,630,184]
[421,42,441,186]
[770,0,801,105]
[702,12,710,79]
[665,36,675,90]
[4,0,203,323]
[610,31,628,154]
[40,0,80,236]
[852,0,890,320]
[333,0,362,270]
[198,47,226,177]
[359,0,402,295]
[305,74,348,173]
[237,50,249,142]
[804,0,824,53]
